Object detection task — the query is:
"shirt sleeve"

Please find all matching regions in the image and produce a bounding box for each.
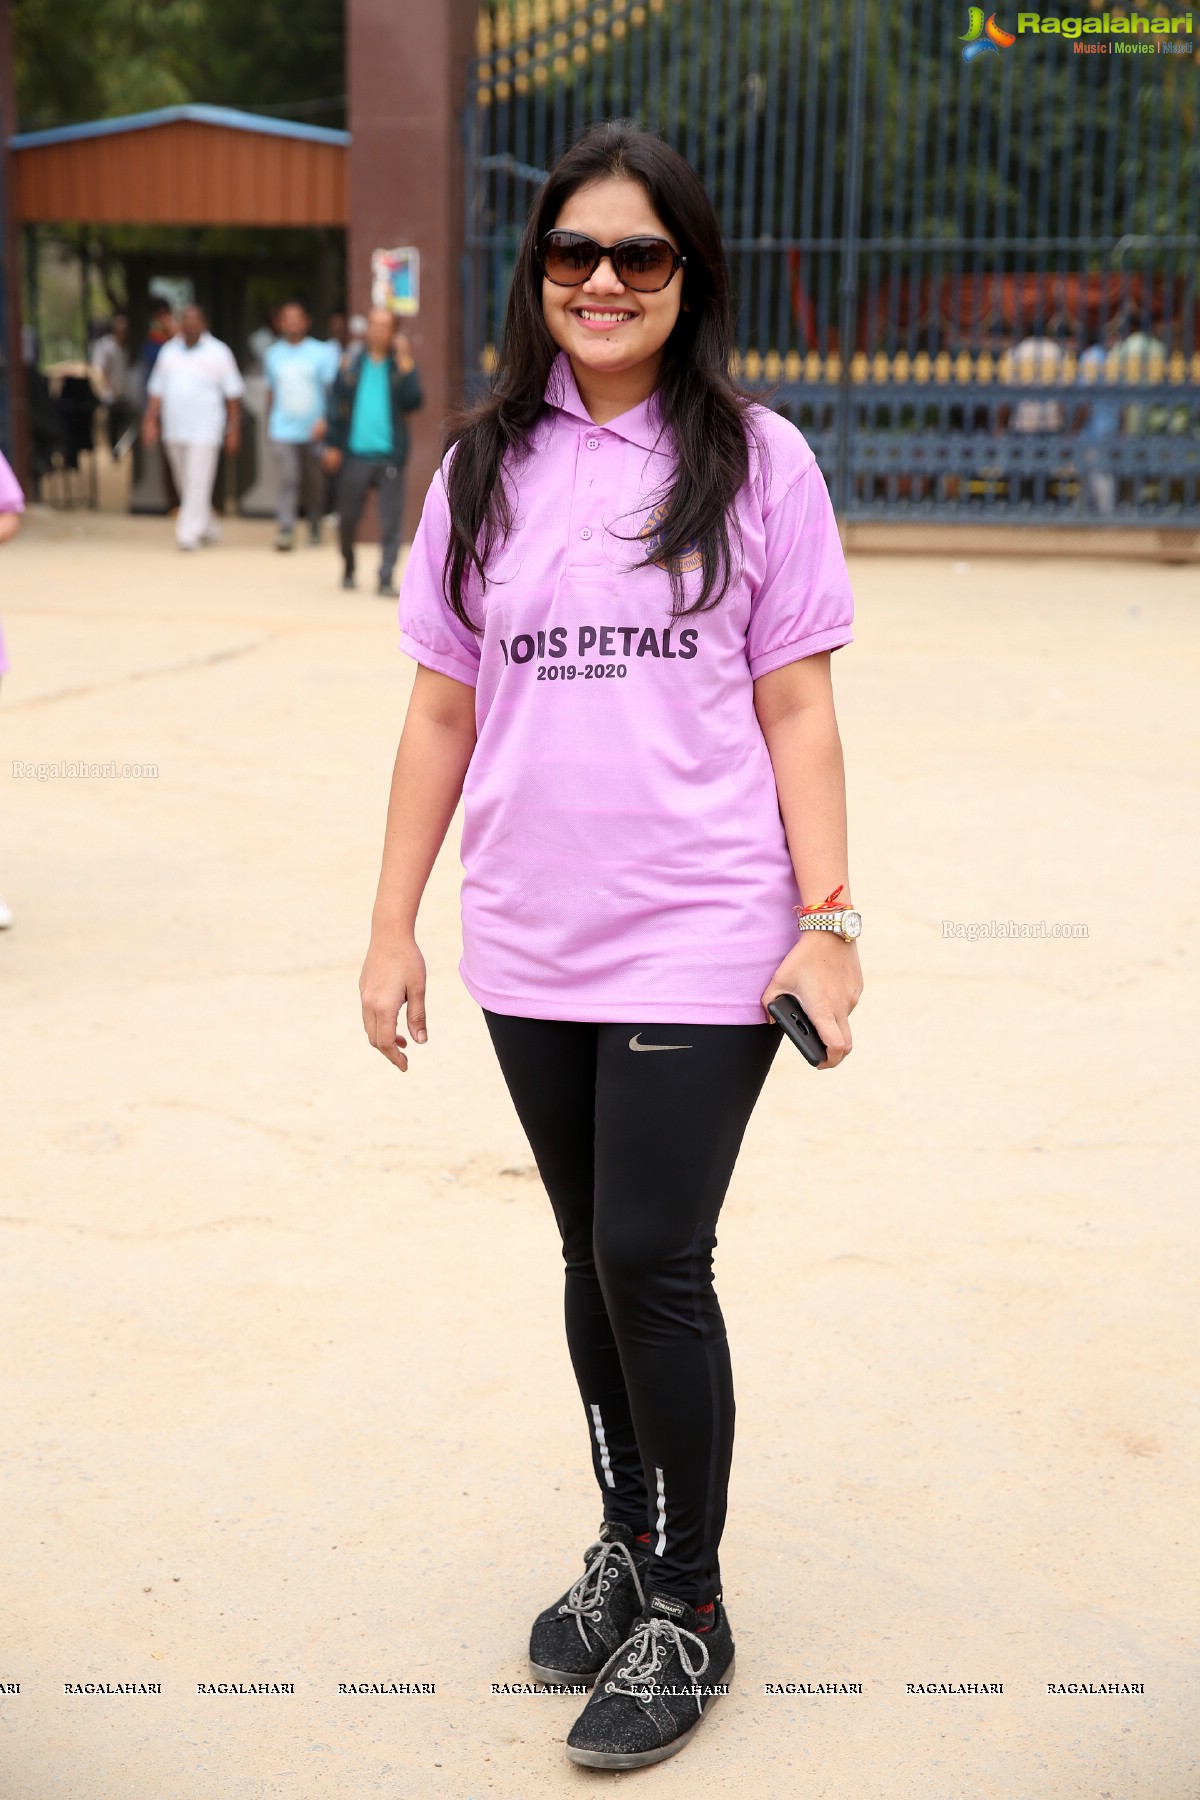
[397,364,423,412]
[744,457,854,680]
[146,350,167,399]
[0,449,26,512]
[398,463,483,689]
[220,348,246,400]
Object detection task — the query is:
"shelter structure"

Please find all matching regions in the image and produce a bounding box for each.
[4,2,480,505]
[2,105,349,488]
[9,104,348,227]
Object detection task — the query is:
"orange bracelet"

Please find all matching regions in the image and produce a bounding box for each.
[795,884,850,917]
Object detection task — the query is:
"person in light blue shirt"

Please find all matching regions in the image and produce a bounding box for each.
[264,300,335,549]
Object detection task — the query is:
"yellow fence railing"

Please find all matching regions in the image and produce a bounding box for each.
[474,0,665,103]
[477,344,1200,383]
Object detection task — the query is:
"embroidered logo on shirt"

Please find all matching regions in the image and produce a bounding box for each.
[639,502,704,575]
[629,1033,692,1052]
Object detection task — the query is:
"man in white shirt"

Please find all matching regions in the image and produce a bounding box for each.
[142,305,244,550]
[1002,312,1066,433]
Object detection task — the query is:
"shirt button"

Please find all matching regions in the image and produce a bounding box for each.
[586,436,600,450]
[579,526,593,540]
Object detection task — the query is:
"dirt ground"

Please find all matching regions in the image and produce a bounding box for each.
[0,505,1196,1800]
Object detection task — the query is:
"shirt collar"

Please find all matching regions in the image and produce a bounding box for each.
[544,349,666,453]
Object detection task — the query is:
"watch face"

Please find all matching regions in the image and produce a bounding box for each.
[842,911,862,939]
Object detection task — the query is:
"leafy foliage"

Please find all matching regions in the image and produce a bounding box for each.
[12,0,345,133]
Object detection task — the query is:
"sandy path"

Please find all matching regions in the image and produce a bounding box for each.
[0,510,1196,1798]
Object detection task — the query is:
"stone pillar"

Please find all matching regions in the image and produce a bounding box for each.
[347,0,477,510]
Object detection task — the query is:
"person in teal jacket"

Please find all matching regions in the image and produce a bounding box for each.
[322,307,423,597]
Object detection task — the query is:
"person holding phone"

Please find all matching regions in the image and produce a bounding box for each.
[322,307,422,596]
[359,121,861,1771]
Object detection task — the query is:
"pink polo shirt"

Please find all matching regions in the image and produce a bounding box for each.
[0,448,25,675]
[397,351,854,1024]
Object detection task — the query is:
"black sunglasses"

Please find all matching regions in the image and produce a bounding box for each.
[535,230,686,293]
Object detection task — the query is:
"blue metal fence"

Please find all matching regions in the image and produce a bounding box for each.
[463,0,1200,525]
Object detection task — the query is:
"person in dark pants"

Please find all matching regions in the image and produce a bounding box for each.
[358,122,862,1773]
[321,307,422,597]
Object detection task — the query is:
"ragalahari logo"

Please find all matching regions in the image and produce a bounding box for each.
[961,7,1017,60]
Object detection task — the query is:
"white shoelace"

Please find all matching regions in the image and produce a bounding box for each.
[560,1539,647,1649]
[604,1616,712,1714]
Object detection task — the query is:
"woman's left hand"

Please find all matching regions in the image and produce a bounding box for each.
[761,931,863,1069]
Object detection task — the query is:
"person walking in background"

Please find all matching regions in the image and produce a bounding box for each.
[322,307,422,596]
[1115,306,1168,440]
[248,303,281,370]
[998,303,1066,505]
[92,312,140,458]
[139,298,181,510]
[0,448,25,928]
[142,303,243,552]
[263,299,334,551]
[324,311,349,365]
[1005,305,1066,434]
[139,297,177,387]
[1075,305,1123,516]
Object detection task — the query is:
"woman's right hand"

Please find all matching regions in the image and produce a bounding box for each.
[360,929,428,1072]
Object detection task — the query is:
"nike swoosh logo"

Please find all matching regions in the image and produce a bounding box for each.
[629,1033,692,1052]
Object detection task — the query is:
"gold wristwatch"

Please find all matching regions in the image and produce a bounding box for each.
[796,907,862,943]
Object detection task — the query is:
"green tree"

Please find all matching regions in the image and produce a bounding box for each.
[12,0,345,132]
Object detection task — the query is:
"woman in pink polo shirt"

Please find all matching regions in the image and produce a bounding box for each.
[360,121,861,1770]
[0,447,25,930]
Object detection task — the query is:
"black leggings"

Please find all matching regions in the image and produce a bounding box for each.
[482,1009,782,1609]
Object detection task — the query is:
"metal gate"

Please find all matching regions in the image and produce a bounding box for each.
[463,0,1200,526]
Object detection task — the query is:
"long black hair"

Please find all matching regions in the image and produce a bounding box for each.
[441,120,764,634]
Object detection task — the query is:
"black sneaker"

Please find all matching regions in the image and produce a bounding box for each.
[376,576,398,599]
[341,568,356,591]
[528,1520,650,1685]
[565,1590,734,1769]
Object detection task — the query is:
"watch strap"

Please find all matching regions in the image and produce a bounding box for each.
[796,908,861,940]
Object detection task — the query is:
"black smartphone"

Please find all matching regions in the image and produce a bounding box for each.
[767,993,826,1066]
